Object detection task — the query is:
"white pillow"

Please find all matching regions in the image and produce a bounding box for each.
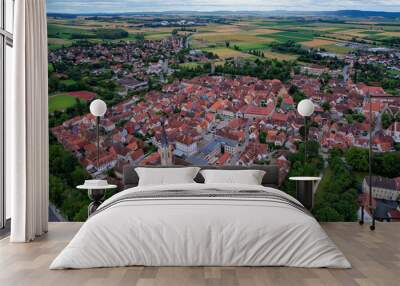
[200,169,266,185]
[135,167,200,186]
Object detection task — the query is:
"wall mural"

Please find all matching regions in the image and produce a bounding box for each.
[47,5,400,222]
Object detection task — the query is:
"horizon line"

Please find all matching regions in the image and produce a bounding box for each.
[46,9,400,15]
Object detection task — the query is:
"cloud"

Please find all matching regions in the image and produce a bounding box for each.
[46,0,400,13]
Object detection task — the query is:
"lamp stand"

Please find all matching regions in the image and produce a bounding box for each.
[96,116,100,171]
[304,116,308,164]
[368,93,375,231]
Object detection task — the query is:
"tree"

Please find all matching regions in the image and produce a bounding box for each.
[259,131,267,144]
[312,204,343,222]
[312,151,358,222]
[134,33,145,41]
[373,152,400,178]
[276,96,283,109]
[345,147,369,172]
[395,112,400,123]
[320,72,331,86]
[49,175,66,207]
[321,101,331,112]
[93,28,128,39]
[382,112,393,130]
[71,166,90,187]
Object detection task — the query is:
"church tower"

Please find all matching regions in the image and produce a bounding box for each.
[159,120,173,166]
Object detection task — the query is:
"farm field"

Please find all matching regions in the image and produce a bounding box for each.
[47,16,400,58]
[203,47,250,59]
[49,94,84,113]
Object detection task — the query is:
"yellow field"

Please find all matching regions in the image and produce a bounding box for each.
[204,47,250,59]
[196,24,241,33]
[262,51,298,61]
[48,38,72,45]
[193,32,271,43]
[300,38,337,47]
[332,29,371,39]
[383,31,400,37]
[247,28,281,34]
[145,33,171,40]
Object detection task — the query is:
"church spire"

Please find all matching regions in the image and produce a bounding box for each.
[159,116,173,166]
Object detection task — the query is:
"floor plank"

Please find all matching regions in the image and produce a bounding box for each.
[0,222,399,286]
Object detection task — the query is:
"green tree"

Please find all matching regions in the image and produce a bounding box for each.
[321,101,330,112]
[312,204,343,222]
[382,112,393,130]
[259,131,267,144]
[345,147,369,172]
[49,175,66,207]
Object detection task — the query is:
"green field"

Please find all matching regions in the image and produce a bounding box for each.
[320,44,354,54]
[259,30,319,43]
[49,94,83,113]
[48,24,95,40]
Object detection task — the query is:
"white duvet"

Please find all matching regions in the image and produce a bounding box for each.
[50,183,351,269]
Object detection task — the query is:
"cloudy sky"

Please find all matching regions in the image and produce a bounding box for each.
[47,0,400,13]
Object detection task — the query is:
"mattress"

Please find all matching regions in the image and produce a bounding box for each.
[50,183,351,269]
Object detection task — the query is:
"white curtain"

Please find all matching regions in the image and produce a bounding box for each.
[9,0,49,242]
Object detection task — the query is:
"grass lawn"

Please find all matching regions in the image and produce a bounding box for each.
[49,94,83,113]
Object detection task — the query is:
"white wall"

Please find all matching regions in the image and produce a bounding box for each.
[4,0,14,220]
[5,43,13,219]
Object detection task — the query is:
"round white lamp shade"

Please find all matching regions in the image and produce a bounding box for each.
[297,99,315,117]
[90,99,107,117]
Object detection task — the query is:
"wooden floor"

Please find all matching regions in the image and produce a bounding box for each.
[0,222,399,286]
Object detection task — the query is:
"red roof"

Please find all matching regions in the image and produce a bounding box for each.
[140,152,160,166]
[242,105,273,116]
[216,152,230,165]
[283,97,294,105]
[177,135,194,145]
[271,112,289,122]
[131,149,144,161]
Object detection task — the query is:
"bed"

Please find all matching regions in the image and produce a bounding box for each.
[50,165,351,269]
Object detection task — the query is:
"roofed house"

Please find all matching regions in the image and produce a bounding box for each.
[117,77,148,93]
[363,176,400,201]
[175,135,198,157]
[239,104,274,119]
[385,121,400,143]
[372,131,393,152]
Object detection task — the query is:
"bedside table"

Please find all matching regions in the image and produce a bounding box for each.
[289,177,321,210]
[77,181,117,216]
